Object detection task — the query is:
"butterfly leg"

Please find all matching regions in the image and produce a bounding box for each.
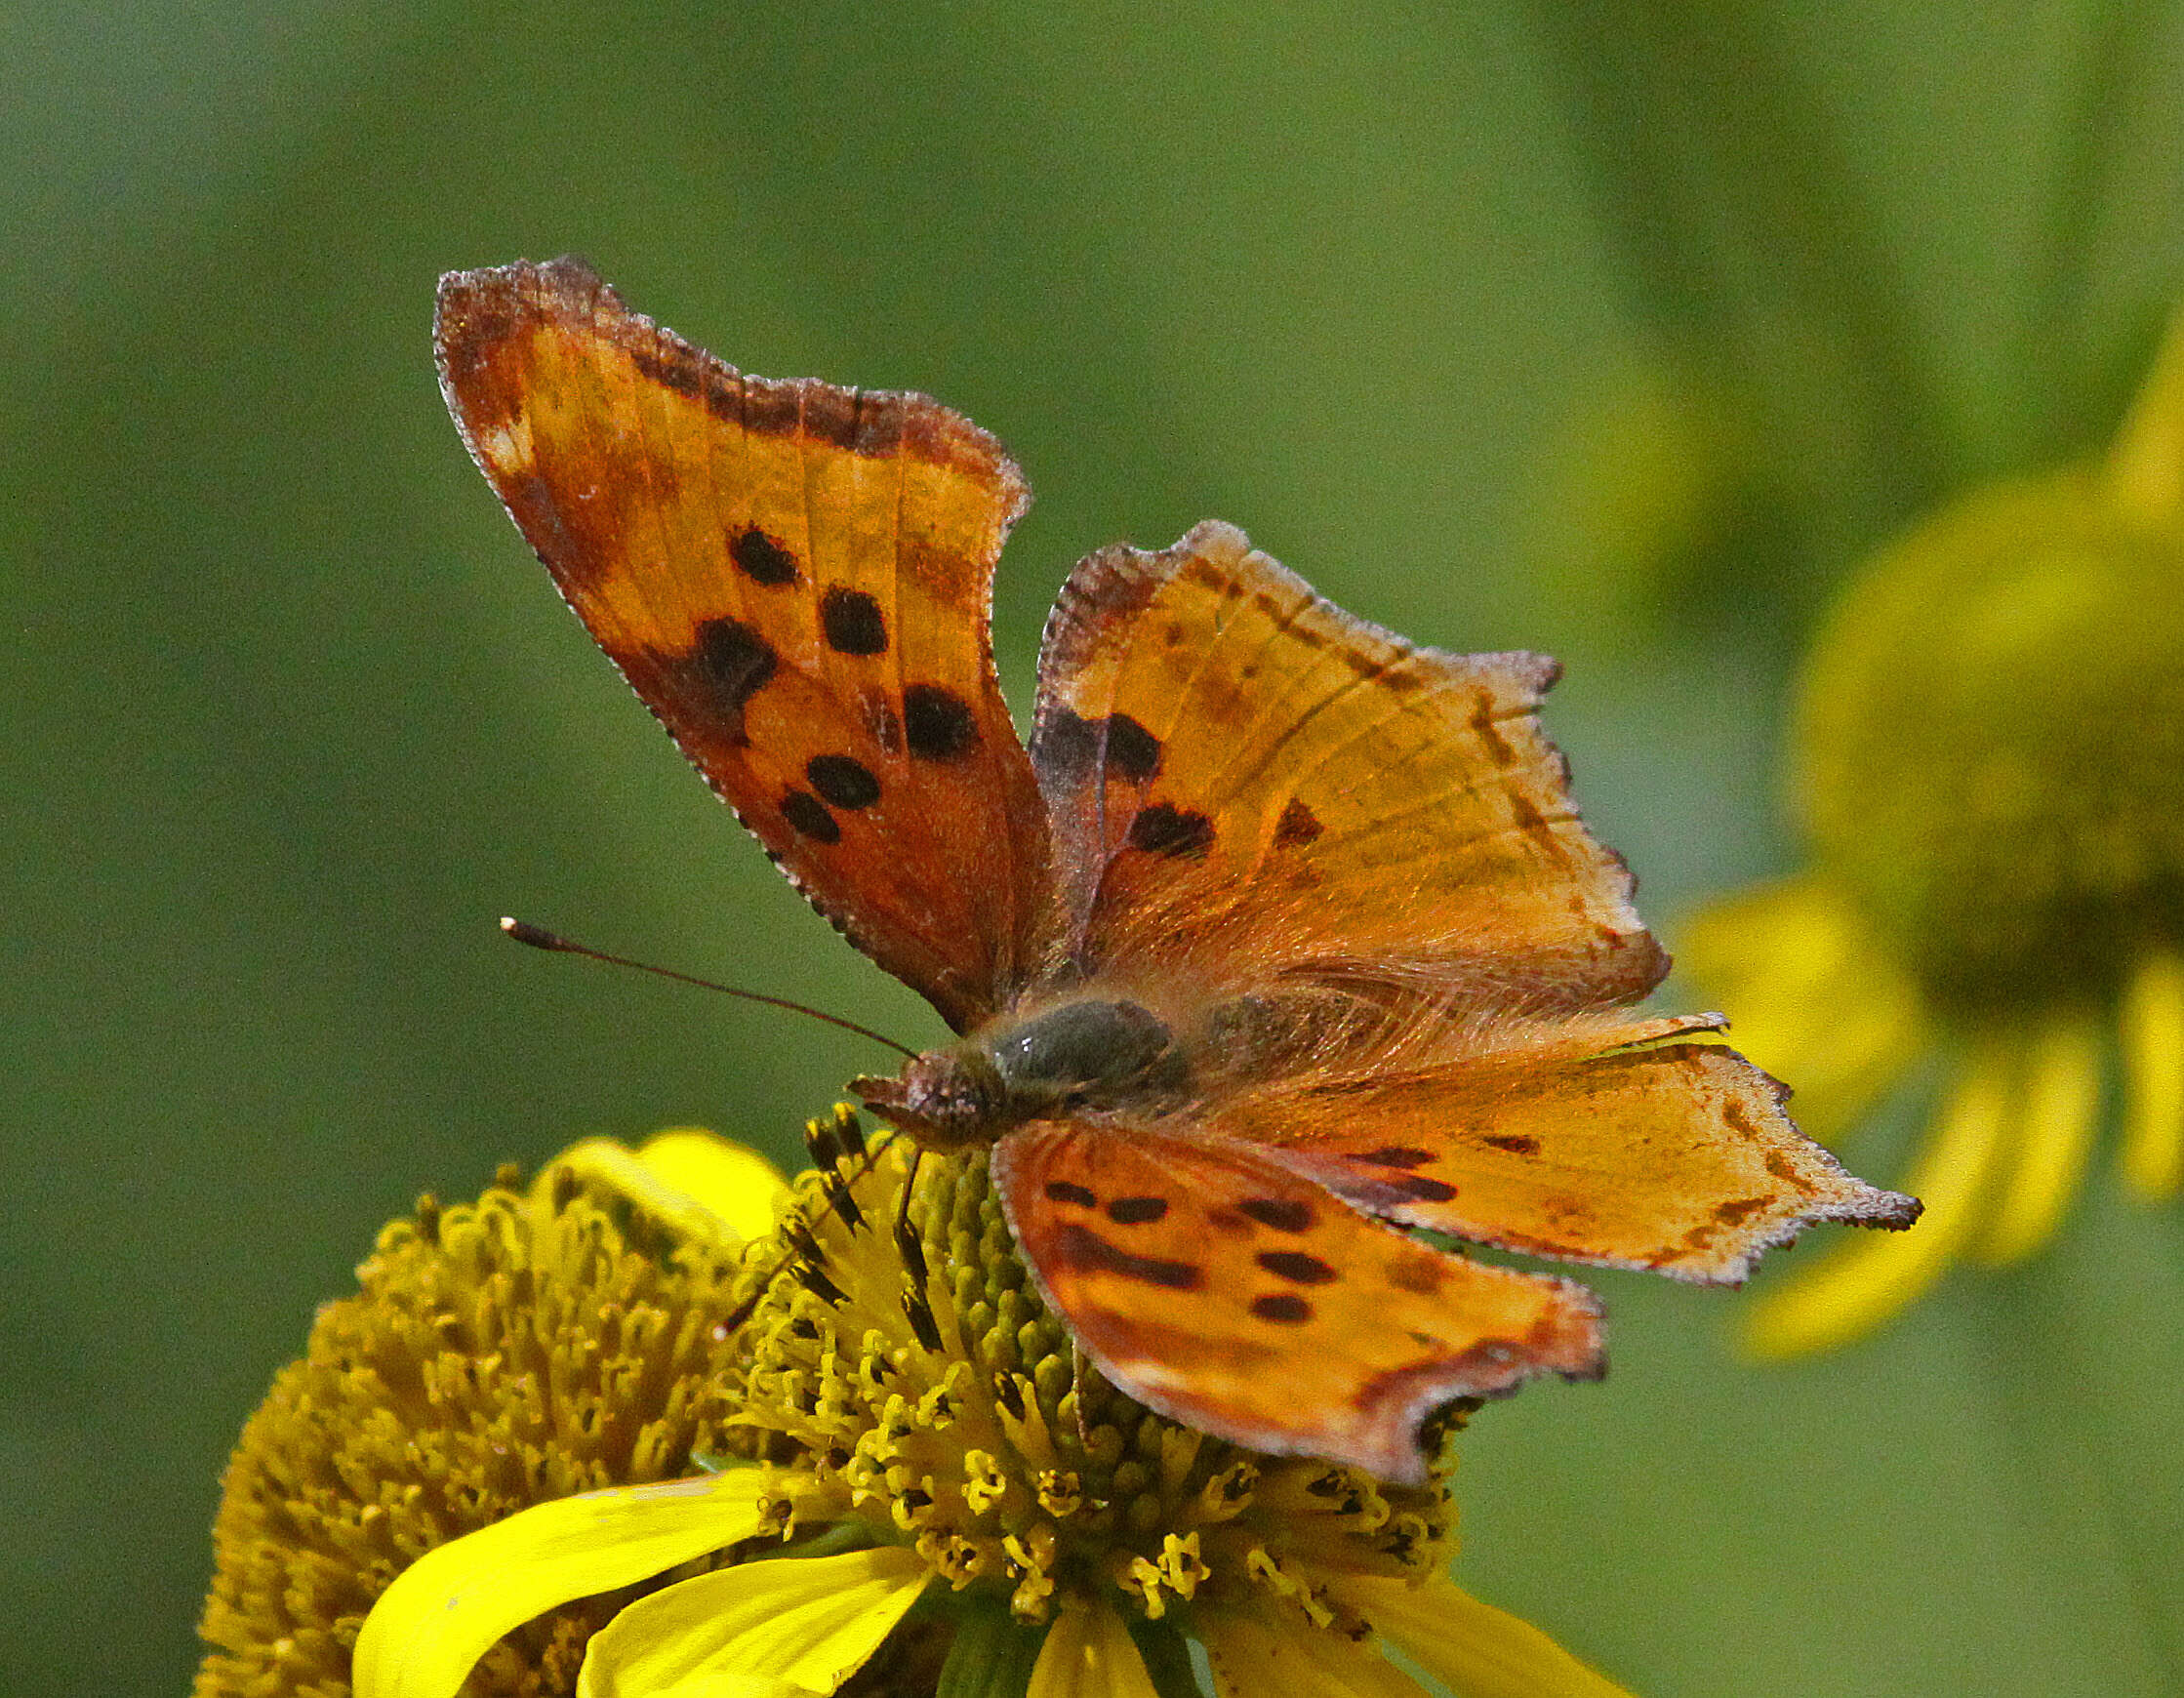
[892,1146,951,1352]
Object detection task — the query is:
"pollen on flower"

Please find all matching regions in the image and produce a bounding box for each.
[1036,1469,1084,1517]
[725,1121,1460,1642]
[194,1167,750,1698]
[205,1116,1578,1698]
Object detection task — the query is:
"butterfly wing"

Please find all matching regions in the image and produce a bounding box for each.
[435,259,1050,1031]
[1023,522,1911,1300]
[1029,520,1663,1007]
[1215,1023,1921,1284]
[990,1118,1602,1484]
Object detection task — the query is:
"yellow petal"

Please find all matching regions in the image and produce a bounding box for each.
[576,1544,929,1698]
[637,1129,794,1239]
[1678,877,1923,1143]
[2104,304,2184,521]
[1343,1574,1637,1698]
[533,1131,789,1249]
[1972,1012,2104,1265]
[2121,949,2184,1201]
[1743,1036,2012,1357]
[1198,1603,1431,1698]
[1028,1599,1160,1698]
[352,1469,771,1698]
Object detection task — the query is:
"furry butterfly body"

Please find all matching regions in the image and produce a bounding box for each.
[435,258,1918,1483]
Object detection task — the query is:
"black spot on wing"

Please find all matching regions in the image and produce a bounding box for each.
[780,789,841,844]
[1250,1293,1314,1323]
[1031,705,1100,790]
[820,586,889,655]
[1353,1146,1434,1169]
[807,753,881,809]
[1051,1223,1201,1289]
[1104,714,1162,781]
[1482,1134,1540,1156]
[1274,797,1322,847]
[730,526,799,586]
[1389,1173,1458,1203]
[1126,803,1213,858]
[905,685,977,759]
[1238,1197,1313,1233]
[1031,705,1161,792]
[670,617,778,743]
[1257,1250,1336,1284]
[1044,1181,1097,1208]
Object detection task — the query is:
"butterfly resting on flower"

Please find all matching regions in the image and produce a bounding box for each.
[434,258,1918,1484]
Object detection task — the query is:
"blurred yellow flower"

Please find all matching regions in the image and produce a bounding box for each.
[1684,312,2184,1357]
[201,1118,1633,1698]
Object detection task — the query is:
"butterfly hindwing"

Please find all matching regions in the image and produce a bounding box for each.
[434,258,1050,1031]
[1217,1024,1921,1283]
[989,1118,1603,1484]
[1029,521,1665,1008]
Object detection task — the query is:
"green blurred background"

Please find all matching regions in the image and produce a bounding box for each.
[7,3,2180,1693]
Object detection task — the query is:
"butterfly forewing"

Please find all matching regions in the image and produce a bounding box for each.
[435,259,1050,1030]
[1029,521,1666,1008]
[989,1119,1603,1484]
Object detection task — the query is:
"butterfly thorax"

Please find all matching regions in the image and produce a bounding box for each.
[854,995,1190,1151]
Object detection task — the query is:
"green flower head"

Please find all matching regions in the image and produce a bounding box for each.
[1684,310,2184,1354]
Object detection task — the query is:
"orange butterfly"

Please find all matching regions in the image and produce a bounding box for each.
[435,258,1918,1484]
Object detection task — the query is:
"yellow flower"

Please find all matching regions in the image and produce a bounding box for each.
[1682,311,2184,1356]
[192,1132,789,1697]
[200,1116,1635,1698]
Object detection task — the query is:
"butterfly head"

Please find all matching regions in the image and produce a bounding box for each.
[851,1049,1007,1151]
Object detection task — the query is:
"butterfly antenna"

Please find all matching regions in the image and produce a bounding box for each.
[500,917,918,1059]
[503,924,937,1342]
